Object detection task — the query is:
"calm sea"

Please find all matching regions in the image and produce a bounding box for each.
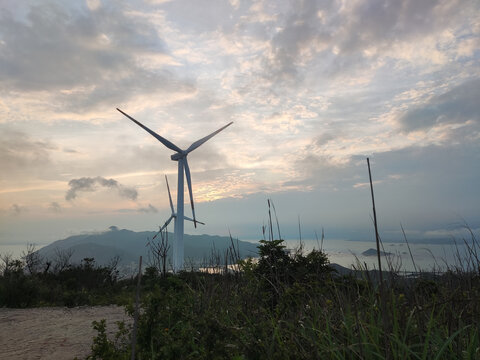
[278,238,472,272]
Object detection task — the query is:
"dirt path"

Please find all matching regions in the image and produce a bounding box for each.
[0,306,131,360]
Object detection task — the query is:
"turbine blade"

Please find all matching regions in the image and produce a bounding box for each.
[160,215,174,232]
[165,175,175,214]
[183,159,197,228]
[152,226,162,240]
[117,108,182,153]
[184,216,205,225]
[185,122,233,154]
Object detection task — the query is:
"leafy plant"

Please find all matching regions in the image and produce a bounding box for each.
[87,319,130,360]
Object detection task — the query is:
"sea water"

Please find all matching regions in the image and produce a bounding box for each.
[277,238,474,273]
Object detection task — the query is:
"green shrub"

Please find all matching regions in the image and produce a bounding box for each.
[87,319,130,360]
[0,255,135,308]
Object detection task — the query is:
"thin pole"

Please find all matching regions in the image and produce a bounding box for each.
[367,158,383,284]
[131,255,142,360]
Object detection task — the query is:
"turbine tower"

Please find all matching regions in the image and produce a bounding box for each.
[117,108,233,272]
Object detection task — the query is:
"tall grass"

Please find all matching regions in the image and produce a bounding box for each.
[85,223,480,360]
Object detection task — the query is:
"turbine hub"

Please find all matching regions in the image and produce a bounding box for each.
[171,152,186,161]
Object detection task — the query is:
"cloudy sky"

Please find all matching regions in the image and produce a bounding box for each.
[1,0,479,250]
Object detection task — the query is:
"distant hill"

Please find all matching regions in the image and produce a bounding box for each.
[37,227,259,268]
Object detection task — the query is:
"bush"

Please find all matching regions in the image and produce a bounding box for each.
[0,255,135,308]
[87,319,130,360]
[87,242,480,359]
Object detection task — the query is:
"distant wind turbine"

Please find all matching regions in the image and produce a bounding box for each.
[153,175,205,240]
[116,108,233,272]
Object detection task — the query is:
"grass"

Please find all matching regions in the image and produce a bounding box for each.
[81,225,480,360]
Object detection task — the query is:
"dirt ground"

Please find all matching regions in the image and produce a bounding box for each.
[0,305,132,360]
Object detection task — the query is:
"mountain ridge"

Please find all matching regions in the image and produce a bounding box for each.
[37,227,259,268]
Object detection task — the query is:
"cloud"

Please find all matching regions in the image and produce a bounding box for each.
[259,0,476,84]
[138,204,158,213]
[63,148,78,154]
[10,204,28,215]
[116,204,159,213]
[0,1,195,112]
[262,0,332,83]
[158,0,238,33]
[118,185,139,201]
[65,176,138,201]
[397,78,480,133]
[0,127,56,178]
[48,202,62,213]
[336,0,463,53]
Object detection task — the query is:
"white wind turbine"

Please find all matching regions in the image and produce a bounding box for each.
[117,108,233,272]
[153,175,205,240]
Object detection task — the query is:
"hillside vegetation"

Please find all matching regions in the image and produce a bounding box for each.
[1,234,479,359]
[36,228,258,268]
[85,237,480,359]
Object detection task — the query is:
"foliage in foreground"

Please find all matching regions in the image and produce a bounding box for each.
[87,239,480,360]
[0,252,134,307]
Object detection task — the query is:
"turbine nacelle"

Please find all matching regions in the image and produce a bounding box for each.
[171,152,186,161]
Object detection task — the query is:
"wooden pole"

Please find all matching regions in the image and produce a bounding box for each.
[131,256,142,360]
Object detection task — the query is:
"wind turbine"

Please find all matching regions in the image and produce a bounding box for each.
[116,108,233,272]
[153,175,204,240]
